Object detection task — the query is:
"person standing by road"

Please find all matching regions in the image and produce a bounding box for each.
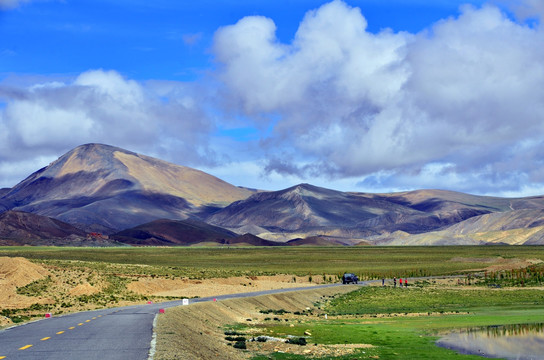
[393,277,397,288]
[399,278,403,288]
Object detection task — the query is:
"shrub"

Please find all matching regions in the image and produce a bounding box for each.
[233,341,247,349]
[225,336,246,342]
[286,337,307,346]
[259,309,290,315]
[224,330,241,336]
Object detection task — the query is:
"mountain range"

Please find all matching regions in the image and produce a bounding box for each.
[1,143,544,246]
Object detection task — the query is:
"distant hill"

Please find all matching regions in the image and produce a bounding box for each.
[207,183,419,236]
[286,236,348,246]
[111,218,238,246]
[0,210,115,246]
[0,210,86,240]
[0,144,254,233]
[111,219,283,246]
[375,208,544,246]
[206,184,542,243]
[223,233,283,246]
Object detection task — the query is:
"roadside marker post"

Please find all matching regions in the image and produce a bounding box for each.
[45,313,52,318]
[159,309,165,314]
[147,301,153,304]
[213,298,217,302]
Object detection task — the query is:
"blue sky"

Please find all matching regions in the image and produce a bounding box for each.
[2,0,488,80]
[1,0,544,196]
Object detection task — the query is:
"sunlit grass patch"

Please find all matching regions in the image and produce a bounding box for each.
[325,286,544,315]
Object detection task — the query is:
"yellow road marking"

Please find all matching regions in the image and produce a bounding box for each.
[56,331,64,334]
[69,326,75,330]
[78,323,84,326]
[85,320,91,322]
[92,317,97,319]
[19,345,33,350]
[41,337,51,341]
[0,356,6,359]
[98,315,102,317]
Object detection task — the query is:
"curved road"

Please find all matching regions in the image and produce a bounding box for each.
[0,283,347,359]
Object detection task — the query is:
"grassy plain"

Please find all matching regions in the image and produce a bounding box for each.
[2,245,544,279]
[3,246,544,358]
[241,286,544,359]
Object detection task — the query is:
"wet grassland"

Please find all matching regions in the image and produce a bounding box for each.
[243,271,544,359]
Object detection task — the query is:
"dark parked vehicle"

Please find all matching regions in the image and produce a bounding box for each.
[342,273,359,284]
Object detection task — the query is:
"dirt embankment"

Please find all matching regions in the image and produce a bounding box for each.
[0,257,52,326]
[128,274,322,298]
[0,257,51,310]
[153,286,358,360]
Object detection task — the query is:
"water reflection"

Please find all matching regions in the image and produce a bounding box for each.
[437,323,544,359]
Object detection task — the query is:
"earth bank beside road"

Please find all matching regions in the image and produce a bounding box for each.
[153,285,359,360]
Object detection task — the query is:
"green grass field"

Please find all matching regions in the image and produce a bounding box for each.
[247,286,544,359]
[2,245,544,278]
[326,286,544,315]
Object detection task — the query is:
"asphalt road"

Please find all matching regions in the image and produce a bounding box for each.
[0,283,346,360]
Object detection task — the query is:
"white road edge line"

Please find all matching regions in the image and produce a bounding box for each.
[147,313,159,360]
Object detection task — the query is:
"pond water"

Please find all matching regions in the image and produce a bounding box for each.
[436,323,544,359]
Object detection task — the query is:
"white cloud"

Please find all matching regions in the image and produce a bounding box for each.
[2,0,544,197]
[504,0,544,20]
[0,69,216,187]
[211,0,544,195]
[7,101,96,147]
[214,1,409,117]
[0,155,57,190]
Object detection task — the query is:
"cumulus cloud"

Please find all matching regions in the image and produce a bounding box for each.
[211,0,544,195]
[0,69,216,187]
[504,0,544,20]
[2,0,544,196]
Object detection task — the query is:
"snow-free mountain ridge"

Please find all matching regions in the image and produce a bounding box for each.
[2,144,544,245]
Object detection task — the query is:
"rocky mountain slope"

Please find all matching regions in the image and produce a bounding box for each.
[0,210,86,240]
[0,210,113,246]
[2,143,544,246]
[111,218,282,246]
[206,184,544,243]
[111,218,238,246]
[0,144,254,233]
[375,208,544,245]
